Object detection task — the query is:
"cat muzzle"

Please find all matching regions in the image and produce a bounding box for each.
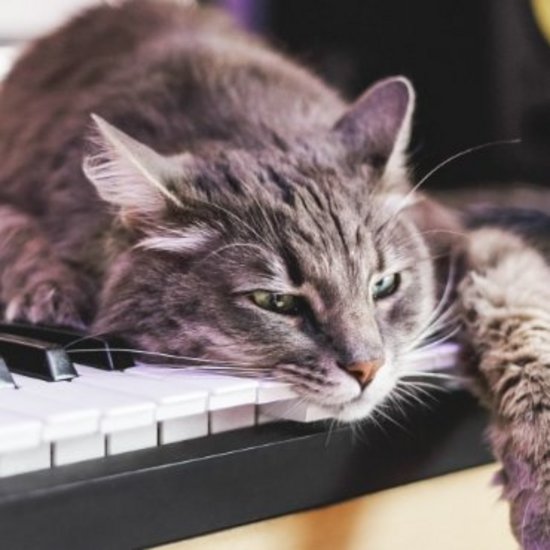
[345,359,382,388]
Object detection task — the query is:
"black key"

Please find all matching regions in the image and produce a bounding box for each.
[0,356,16,389]
[0,333,77,382]
[0,323,134,370]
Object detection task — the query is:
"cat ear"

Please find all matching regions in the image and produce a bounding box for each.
[332,76,414,178]
[83,115,185,216]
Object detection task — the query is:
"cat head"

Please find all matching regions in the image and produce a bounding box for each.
[84,77,437,421]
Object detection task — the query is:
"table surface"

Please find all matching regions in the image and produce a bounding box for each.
[159,464,517,550]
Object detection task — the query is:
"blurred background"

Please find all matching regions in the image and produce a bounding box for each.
[1,0,550,202]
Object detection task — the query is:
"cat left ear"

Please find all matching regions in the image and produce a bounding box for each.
[332,76,415,180]
[83,115,185,217]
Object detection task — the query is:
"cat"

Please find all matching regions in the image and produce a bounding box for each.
[459,208,550,550]
[0,0,457,422]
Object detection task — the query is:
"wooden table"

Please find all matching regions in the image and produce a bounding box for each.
[160,464,517,550]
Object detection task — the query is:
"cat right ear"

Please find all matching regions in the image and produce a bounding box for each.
[83,115,189,218]
[331,76,415,183]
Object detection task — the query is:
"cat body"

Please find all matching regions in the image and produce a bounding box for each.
[0,0,442,421]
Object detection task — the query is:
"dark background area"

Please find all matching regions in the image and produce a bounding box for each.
[216,0,550,192]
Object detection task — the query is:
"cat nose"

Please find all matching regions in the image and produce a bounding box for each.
[346,359,382,388]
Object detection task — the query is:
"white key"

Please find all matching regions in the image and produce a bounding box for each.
[0,443,50,477]
[255,381,296,425]
[53,433,105,466]
[259,399,332,423]
[107,425,157,455]
[160,413,208,444]
[210,404,256,433]
[0,408,42,453]
[73,365,208,421]
[128,366,258,410]
[74,365,209,450]
[256,381,296,404]
[13,372,158,458]
[13,374,155,433]
[0,386,98,441]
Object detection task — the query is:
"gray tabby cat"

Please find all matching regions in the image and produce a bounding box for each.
[0,0,454,422]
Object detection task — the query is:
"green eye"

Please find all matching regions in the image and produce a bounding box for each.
[372,273,401,300]
[250,291,301,315]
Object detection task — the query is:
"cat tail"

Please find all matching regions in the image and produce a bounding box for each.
[458,227,550,550]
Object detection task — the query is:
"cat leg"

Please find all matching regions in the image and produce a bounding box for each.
[0,204,92,327]
[459,228,550,550]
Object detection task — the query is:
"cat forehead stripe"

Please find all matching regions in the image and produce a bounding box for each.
[139,227,216,252]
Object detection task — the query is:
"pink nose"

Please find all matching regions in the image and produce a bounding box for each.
[346,359,382,387]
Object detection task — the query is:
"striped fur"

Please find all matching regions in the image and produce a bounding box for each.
[460,226,550,550]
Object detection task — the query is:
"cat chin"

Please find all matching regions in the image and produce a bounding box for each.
[315,365,399,423]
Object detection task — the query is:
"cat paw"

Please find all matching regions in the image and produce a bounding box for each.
[509,490,550,550]
[4,279,86,329]
[466,228,526,271]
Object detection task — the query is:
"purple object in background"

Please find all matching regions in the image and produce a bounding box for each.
[220,0,269,32]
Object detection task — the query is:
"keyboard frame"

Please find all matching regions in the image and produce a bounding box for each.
[0,389,491,550]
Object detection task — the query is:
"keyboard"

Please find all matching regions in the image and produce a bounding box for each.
[0,324,490,549]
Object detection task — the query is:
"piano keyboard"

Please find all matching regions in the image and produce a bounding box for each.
[0,323,461,479]
[0,328,486,550]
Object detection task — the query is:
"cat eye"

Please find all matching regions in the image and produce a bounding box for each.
[371,273,401,300]
[249,291,302,315]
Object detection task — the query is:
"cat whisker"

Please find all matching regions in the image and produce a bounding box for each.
[194,198,275,251]
[407,325,461,355]
[414,139,521,193]
[416,228,470,240]
[393,384,437,413]
[409,305,461,343]
[373,404,412,435]
[403,326,460,366]
[324,417,340,447]
[394,384,433,408]
[365,411,386,438]
[378,138,522,235]
[277,364,333,386]
[406,312,457,351]
[398,378,452,394]
[425,254,458,325]
[347,418,361,444]
[188,242,273,273]
[64,347,257,367]
[388,387,414,410]
[408,312,459,352]
[401,371,463,382]
[385,389,409,417]
[62,329,122,350]
[358,410,388,439]
[406,255,460,349]
[267,393,309,419]
[183,367,268,378]
[415,325,461,353]
[394,251,455,269]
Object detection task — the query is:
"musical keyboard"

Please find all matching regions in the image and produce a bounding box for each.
[0,323,298,474]
[0,324,490,549]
